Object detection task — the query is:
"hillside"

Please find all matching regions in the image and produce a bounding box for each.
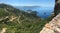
[0,3,52,33]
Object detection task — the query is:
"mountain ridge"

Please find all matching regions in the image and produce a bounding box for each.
[0,3,44,33]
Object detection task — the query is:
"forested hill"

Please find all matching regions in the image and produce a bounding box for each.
[0,3,40,17]
[0,3,52,33]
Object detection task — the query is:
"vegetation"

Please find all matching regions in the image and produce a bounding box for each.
[0,4,54,33]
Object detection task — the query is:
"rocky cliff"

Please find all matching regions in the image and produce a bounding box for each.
[40,13,60,33]
[54,0,60,16]
[40,0,60,33]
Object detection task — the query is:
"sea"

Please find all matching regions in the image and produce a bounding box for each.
[15,6,54,18]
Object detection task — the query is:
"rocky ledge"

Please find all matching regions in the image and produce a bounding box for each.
[40,13,60,33]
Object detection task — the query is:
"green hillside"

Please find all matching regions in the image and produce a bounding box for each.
[0,3,53,33]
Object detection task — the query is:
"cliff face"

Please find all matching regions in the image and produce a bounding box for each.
[40,13,60,33]
[40,0,60,33]
[54,0,60,16]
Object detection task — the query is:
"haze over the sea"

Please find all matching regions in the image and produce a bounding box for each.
[0,0,55,18]
[0,0,55,7]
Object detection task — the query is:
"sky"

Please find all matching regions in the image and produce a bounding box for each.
[0,0,55,7]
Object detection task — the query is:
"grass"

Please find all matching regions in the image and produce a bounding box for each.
[0,18,51,33]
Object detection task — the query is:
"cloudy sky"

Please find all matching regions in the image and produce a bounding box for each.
[0,0,55,7]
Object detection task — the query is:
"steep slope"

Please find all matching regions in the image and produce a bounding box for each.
[0,3,45,33]
[0,3,54,33]
[54,0,60,16]
[40,13,60,33]
[40,0,60,33]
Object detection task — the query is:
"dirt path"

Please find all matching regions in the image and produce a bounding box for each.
[0,28,7,33]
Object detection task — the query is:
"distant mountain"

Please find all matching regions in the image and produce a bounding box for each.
[0,3,39,18]
[0,3,54,33]
[15,6,41,11]
[15,6,54,18]
[15,6,53,11]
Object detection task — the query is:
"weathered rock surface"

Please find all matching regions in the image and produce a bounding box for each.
[40,13,60,33]
[40,0,60,33]
[54,0,60,16]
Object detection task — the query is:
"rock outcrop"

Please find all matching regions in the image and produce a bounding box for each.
[40,13,60,33]
[40,0,60,33]
[54,0,60,16]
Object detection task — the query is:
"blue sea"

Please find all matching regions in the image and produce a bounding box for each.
[36,7,54,18]
[15,6,54,18]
